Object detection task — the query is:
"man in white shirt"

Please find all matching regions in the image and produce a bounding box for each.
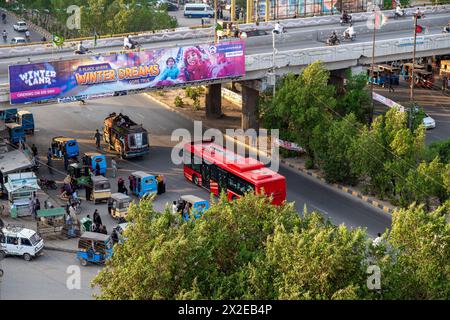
[344,24,355,39]
[25,30,30,39]
[373,233,383,247]
[273,21,283,34]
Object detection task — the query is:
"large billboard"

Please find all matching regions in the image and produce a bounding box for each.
[8,41,246,105]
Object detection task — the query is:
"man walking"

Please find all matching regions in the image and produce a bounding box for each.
[63,152,69,171]
[94,129,101,149]
[31,144,38,157]
[47,148,53,174]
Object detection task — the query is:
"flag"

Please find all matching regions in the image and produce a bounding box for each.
[373,9,387,29]
[52,34,64,47]
[415,25,423,33]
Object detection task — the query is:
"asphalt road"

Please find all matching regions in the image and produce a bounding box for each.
[0,12,44,45]
[0,250,100,299]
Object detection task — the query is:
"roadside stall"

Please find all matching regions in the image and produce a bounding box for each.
[4,172,40,218]
[0,149,33,197]
[36,207,66,238]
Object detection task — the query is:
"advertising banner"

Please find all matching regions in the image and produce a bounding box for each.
[372,92,405,112]
[274,138,305,152]
[8,41,246,105]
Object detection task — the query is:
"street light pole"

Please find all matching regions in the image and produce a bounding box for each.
[409,13,418,130]
[369,9,377,125]
[214,0,218,44]
[272,30,276,97]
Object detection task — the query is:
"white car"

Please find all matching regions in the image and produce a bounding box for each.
[0,226,44,261]
[13,21,28,32]
[10,37,26,44]
[422,113,436,129]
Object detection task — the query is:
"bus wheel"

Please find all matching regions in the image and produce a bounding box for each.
[193,175,199,186]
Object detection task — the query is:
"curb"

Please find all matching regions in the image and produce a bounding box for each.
[45,246,77,254]
[144,93,397,216]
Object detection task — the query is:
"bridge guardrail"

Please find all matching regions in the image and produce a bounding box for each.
[0,4,449,59]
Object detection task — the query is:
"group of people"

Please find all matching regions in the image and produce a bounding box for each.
[172,199,193,221]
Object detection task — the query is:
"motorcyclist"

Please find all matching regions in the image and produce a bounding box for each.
[124,35,137,49]
[341,10,351,24]
[444,21,450,33]
[344,24,355,39]
[329,31,339,45]
[415,8,423,19]
[25,30,30,41]
[1,13,6,23]
[75,40,88,54]
[2,30,7,42]
[273,21,284,34]
[395,4,405,17]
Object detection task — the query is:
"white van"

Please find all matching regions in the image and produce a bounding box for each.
[0,226,44,261]
[184,3,214,18]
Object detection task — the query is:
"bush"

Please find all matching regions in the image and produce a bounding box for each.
[305,157,314,169]
[185,86,204,101]
[174,95,183,108]
[193,97,201,110]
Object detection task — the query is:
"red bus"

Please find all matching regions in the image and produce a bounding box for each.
[183,140,286,205]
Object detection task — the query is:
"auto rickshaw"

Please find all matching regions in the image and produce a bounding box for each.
[178,195,209,221]
[67,162,91,188]
[90,175,111,204]
[439,60,450,77]
[109,193,131,219]
[129,171,165,198]
[367,66,386,86]
[401,63,425,80]
[82,152,107,176]
[413,70,434,88]
[51,136,79,160]
[378,64,400,85]
[76,232,113,266]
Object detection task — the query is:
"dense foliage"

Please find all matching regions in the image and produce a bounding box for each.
[260,62,449,209]
[2,0,177,38]
[92,194,450,300]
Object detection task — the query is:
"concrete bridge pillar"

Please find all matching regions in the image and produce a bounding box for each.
[241,80,261,131]
[205,83,222,119]
[329,69,348,95]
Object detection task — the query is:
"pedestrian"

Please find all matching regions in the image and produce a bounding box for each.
[47,148,53,174]
[85,183,92,201]
[388,75,395,92]
[93,209,102,226]
[35,198,41,215]
[69,202,77,220]
[100,224,107,235]
[111,157,117,178]
[172,201,178,214]
[64,152,69,171]
[94,129,101,149]
[373,233,383,247]
[31,144,38,157]
[28,197,35,219]
[107,197,113,215]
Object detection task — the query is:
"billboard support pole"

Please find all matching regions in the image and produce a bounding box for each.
[265,0,269,21]
[231,0,236,22]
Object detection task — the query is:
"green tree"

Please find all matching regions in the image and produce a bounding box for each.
[335,72,370,123]
[377,203,450,299]
[424,138,450,164]
[312,113,361,184]
[92,193,375,299]
[260,61,336,163]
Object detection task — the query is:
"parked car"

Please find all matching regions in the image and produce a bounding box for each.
[10,37,26,45]
[422,112,436,129]
[13,21,28,32]
[157,0,179,11]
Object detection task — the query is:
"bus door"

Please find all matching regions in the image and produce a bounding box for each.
[201,160,211,189]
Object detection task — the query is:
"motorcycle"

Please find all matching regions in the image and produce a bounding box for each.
[326,37,340,46]
[394,10,405,19]
[340,15,352,25]
[39,178,58,190]
[74,48,92,55]
[124,40,141,50]
[443,26,450,33]
[343,31,356,41]
[2,35,6,43]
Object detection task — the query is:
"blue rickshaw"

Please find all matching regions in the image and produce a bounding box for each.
[51,136,79,160]
[76,232,113,266]
[367,66,386,86]
[179,195,209,220]
[130,171,165,198]
[83,152,107,176]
